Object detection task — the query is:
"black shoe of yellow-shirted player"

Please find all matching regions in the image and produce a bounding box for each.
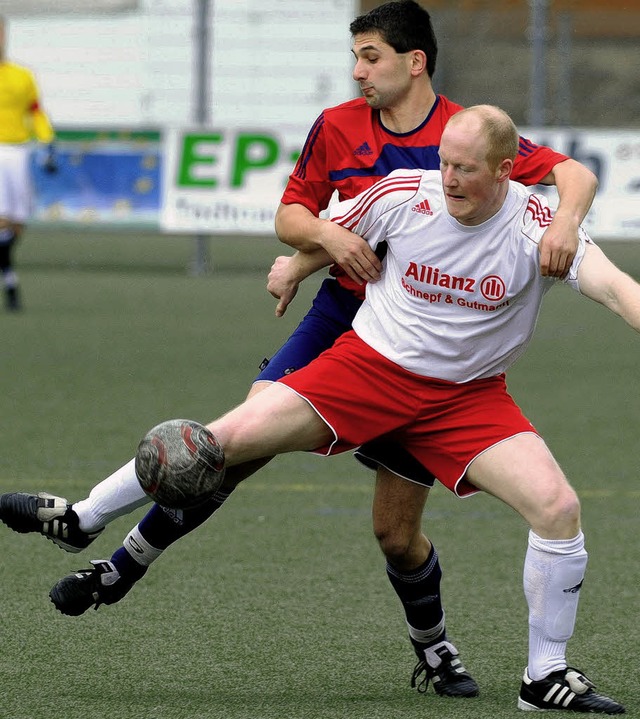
[0,492,103,552]
[518,667,625,714]
[5,285,21,311]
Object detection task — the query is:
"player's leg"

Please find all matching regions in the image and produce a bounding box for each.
[0,219,20,310]
[0,388,270,553]
[0,144,31,310]
[368,458,478,698]
[466,433,624,713]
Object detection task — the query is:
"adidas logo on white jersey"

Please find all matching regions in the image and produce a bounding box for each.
[411,199,433,215]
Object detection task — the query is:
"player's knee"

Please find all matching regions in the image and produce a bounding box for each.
[223,457,273,487]
[246,380,270,400]
[373,523,416,563]
[536,485,581,536]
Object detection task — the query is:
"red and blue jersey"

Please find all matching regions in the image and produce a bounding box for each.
[281,94,568,297]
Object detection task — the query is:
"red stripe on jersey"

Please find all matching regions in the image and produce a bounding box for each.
[335,175,419,230]
[333,174,422,231]
[525,195,554,228]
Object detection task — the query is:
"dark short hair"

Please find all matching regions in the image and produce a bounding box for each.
[350,0,438,78]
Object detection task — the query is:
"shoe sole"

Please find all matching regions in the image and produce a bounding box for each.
[517,695,624,714]
[47,536,86,553]
[49,581,97,616]
[517,696,544,711]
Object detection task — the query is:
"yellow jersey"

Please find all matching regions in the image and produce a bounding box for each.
[0,61,54,144]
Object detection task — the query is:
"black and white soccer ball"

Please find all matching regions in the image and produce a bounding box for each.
[135,419,225,509]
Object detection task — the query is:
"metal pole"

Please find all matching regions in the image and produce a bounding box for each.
[191,0,211,276]
[527,0,549,127]
[195,0,210,125]
[556,10,572,127]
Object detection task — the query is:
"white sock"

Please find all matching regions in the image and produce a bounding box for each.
[407,616,446,646]
[523,530,587,680]
[3,270,18,288]
[73,458,151,532]
[123,525,163,566]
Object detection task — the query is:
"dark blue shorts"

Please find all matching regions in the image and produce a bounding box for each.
[256,278,436,487]
[255,278,362,381]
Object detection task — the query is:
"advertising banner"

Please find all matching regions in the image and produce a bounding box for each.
[32,130,162,226]
[160,127,304,235]
[161,126,640,240]
[522,128,640,239]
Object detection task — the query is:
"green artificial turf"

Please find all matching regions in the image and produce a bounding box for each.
[0,228,637,718]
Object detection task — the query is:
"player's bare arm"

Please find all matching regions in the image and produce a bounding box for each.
[537,158,598,278]
[577,242,640,332]
[267,250,333,317]
[275,201,382,284]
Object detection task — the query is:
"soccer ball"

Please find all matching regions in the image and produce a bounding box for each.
[135,419,225,509]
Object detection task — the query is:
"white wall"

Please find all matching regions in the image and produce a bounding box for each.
[8,0,357,130]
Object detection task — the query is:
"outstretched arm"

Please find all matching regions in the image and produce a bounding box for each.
[274,202,382,284]
[537,159,598,278]
[577,243,640,332]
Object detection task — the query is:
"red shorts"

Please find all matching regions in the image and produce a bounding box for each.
[278,330,537,497]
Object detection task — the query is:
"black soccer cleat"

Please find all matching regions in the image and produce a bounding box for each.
[5,286,21,311]
[49,560,134,616]
[0,491,103,553]
[411,640,479,698]
[517,667,625,714]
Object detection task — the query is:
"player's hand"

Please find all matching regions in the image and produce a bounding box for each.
[42,145,58,174]
[318,222,382,285]
[267,255,300,317]
[538,213,579,278]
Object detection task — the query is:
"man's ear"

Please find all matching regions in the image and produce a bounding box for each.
[496,158,513,183]
[410,49,427,76]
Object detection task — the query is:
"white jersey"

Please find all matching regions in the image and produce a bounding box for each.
[330,169,591,383]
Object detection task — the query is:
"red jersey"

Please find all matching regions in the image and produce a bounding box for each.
[281,94,568,298]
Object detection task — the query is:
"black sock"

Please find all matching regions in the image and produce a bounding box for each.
[110,545,148,583]
[386,544,446,651]
[137,487,233,549]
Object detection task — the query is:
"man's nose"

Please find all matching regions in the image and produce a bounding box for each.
[353,60,366,81]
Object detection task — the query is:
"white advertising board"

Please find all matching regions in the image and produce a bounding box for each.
[522,128,640,239]
[161,127,306,235]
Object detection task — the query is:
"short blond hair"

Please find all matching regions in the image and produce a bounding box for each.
[448,105,519,171]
